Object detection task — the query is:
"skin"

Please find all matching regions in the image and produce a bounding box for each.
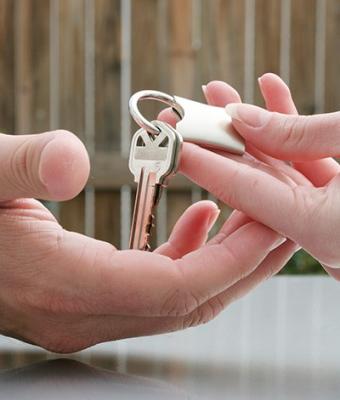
[178,73,340,280]
[0,124,294,353]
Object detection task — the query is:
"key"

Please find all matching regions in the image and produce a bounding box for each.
[127,89,245,251]
[128,120,182,250]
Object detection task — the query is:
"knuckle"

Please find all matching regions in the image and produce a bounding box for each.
[290,186,327,231]
[278,115,309,154]
[220,237,251,280]
[159,265,200,317]
[290,186,340,266]
[289,185,316,223]
[219,166,247,210]
[182,296,225,328]
[7,140,34,194]
[160,286,199,317]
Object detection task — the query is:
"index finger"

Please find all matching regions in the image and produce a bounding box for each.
[179,142,302,239]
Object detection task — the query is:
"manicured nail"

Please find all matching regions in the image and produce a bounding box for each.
[225,103,272,128]
[270,237,286,251]
[202,84,213,104]
[257,76,264,87]
[207,208,221,232]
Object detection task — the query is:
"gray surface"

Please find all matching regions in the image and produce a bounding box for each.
[1,277,340,399]
[0,355,339,400]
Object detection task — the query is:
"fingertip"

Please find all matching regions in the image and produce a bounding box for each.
[180,200,219,227]
[157,108,179,128]
[189,200,220,231]
[205,80,242,106]
[258,73,297,114]
[258,72,291,95]
[39,130,90,201]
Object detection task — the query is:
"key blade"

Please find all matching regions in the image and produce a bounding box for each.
[129,167,157,250]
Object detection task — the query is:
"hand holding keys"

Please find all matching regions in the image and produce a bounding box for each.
[128,90,245,251]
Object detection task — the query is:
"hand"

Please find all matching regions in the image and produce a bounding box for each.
[0,129,289,353]
[178,73,340,277]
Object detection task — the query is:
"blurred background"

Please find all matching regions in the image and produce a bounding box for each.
[0,0,339,274]
[1,2,340,397]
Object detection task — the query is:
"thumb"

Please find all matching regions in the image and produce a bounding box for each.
[0,130,90,202]
[225,103,340,161]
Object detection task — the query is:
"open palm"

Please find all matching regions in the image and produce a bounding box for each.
[1,108,294,354]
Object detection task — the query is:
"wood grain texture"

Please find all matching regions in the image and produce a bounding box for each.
[254,0,281,106]
[325,0,340,112]
[59,192,85,234]
[199,0,246,98]
[95,190,121,247]
[95,0,121,151]
[59,0,85,140]
[131,0,164,126]
[167,190,192,238]
[0,0,15,133]
[290,0,317,114]
[14,0,50,134]
[168,0,195,97]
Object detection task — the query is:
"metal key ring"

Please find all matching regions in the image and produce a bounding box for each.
[129,90,185,136]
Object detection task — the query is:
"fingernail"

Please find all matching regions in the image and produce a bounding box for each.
[257,76,264,87]
[202,84,213,104]
[270,237,286,251]
[225,103,272,128]
[207,208,221,232]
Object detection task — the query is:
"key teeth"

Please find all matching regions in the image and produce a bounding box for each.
[143,214,155,250]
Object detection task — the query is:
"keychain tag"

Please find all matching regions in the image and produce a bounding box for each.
[129,90,245,154]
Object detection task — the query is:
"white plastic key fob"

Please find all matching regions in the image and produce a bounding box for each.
[173,96,244,154]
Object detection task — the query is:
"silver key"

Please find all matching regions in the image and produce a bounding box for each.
[128,120,182,250]
[128,89,245,251]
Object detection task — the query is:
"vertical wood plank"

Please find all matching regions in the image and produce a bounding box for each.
[59,0,85,140]
[14,0,33,133]
[254,0,281,106]
[168,0,195,97]
[325,0,340,112]
[58,0,86,233]
[290,0,317,114]
[199,0,246,97]
[95,190,121,247]
[93,1,132,246]
[14,0,50,134]
[32,0,50,132]
[95,0,121,151]
[167,190,192,238]
[131,0,161,124]
[0,0,15,133]
[59,193,85,233]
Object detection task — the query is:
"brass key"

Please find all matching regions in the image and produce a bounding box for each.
[128,121,182,250]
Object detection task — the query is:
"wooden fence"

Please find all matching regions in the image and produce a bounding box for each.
[0,0,339,265]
